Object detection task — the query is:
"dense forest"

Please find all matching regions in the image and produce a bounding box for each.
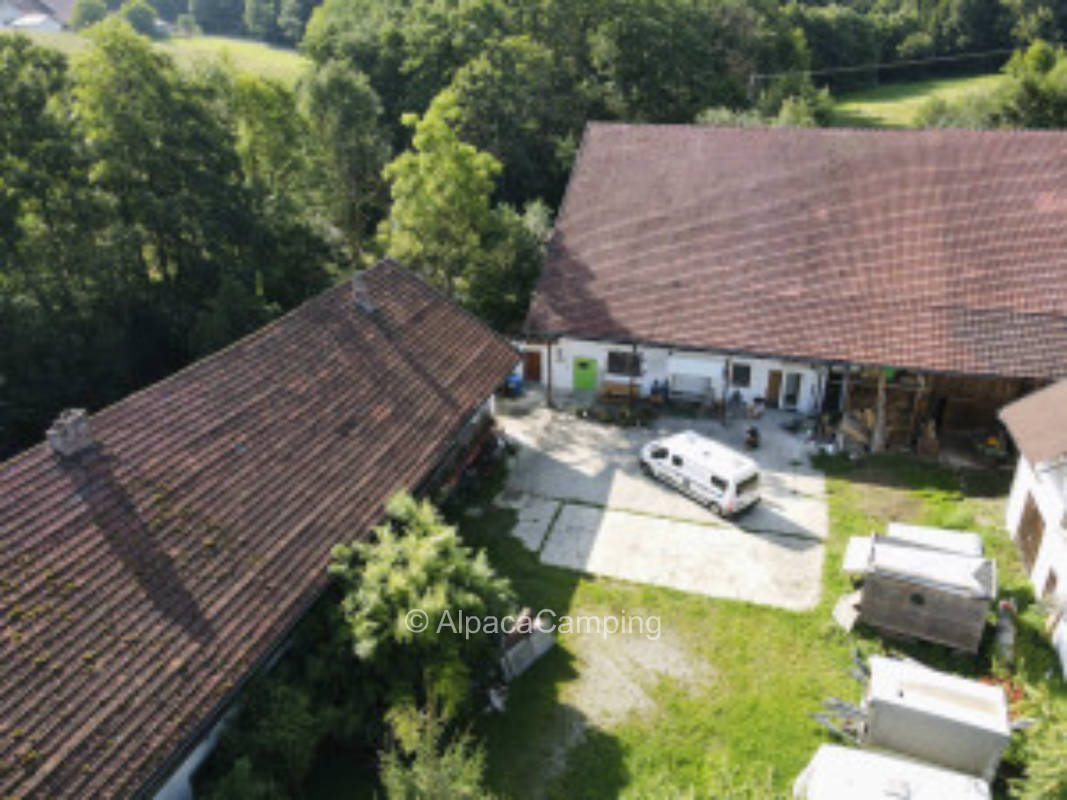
[5,0,1067,459]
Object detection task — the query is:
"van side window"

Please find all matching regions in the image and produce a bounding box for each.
[651,447,668,460]
[711,476,727,491]
[671,455,683,467]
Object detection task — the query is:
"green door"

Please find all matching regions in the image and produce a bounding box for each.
[573,358,598,391]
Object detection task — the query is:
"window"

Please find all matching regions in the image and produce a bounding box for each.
[607,350,641,377]
[651,447,668,460]
[711,476,727,491]
[731,362,751,388]
[1044,570,1059,600]
[671,455,684,467]
[737,474,759,495]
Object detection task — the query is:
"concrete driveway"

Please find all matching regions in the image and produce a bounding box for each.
[496,401,827,611]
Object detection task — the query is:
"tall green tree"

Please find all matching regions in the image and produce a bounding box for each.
[299,59,390,259]
[69,0,108,29]
[120,0,159,36]
[378,90,501,296]
[380,700,495,800]
[73,20,268,355]
[243,0,276,39]
[329,492,514,713]
[448,35,582,206]
[589,0,761,121]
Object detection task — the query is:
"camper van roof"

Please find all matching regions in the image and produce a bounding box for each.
[867,657,1010,737]
[658,431,758,479]
[794,744,991,800]
[870,540,996,598]
[885,523,984,557]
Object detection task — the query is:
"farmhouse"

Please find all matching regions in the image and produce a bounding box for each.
[1000,380,1067,674]
[0,0,70,30]
[0,261,518,799]
[523,124,1067,446]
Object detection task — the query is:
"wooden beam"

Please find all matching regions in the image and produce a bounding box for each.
[871,369,887,453]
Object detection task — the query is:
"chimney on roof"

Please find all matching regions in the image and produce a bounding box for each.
[352,272,375,313]
[46,408,93,458]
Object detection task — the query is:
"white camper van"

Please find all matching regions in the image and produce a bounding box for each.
[639,431,760,516]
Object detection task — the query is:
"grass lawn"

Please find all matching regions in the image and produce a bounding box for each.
[21,31,310,85]
[830,73,1007,128]
[455,450,1061,799]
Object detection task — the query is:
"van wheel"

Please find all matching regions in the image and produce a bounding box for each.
[640,461,652,476]
[708,502,722,516]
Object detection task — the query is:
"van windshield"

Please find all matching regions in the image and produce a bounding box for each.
[737,474,759,496]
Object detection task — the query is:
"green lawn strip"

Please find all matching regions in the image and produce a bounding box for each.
[462,453,1062,798]
[831,73,1007,128]
[21,31,310,85]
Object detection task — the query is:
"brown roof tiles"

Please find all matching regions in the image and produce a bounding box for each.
[526,123,1067,378]
[0,260,518,798]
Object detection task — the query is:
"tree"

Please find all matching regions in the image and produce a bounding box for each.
[189,0,241,34]
[276,0,314,43]
[448,35,582,206]
[299,59,390,258]
[72,20,271,356]
[380,700,494,800]
[70,0,108,29]
[465,200,550,331]
[589,0,761,121]
[378,91,501,297]
[328,492,514,714]
[120,0,158,36]
[243,0,275,39]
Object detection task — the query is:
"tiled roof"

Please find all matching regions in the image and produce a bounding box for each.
[527,123,1067,379]
[1000,380,1067,465]
[0,261,518,798]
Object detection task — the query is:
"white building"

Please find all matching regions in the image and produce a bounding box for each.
[516,337,825,414]
[1000,380,1067,674]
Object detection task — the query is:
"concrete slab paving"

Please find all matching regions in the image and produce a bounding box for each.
[499,492,560,552]
[540,504,823,610]
[497,402,830,609]
[501,406,828,541]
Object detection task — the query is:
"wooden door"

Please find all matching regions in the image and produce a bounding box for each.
[766,370,782,408]
[523,350,542,382]
[1018,494,1045,574]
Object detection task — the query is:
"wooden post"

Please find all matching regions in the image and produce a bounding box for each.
[629,341,637,418]
[546,342,554,406]
[871,369,888,453]
[908,374,926,449]
[722,357,732,424]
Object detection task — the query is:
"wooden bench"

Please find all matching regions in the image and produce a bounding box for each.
[599,380,640,402]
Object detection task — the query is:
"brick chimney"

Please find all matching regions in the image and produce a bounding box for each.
[352,273,375,314]
[46,409,94,457]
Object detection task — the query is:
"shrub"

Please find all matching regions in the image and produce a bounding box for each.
[70,0,108,30]
[174,12,200,34]
[120,0,157,36]
[380,700,493,800]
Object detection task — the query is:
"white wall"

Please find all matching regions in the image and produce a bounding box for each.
[1006,457,1067,591]
[1006,455,1067,676]
[543,337,825,413]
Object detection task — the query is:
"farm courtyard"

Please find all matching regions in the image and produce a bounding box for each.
[453,404,1060,799]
